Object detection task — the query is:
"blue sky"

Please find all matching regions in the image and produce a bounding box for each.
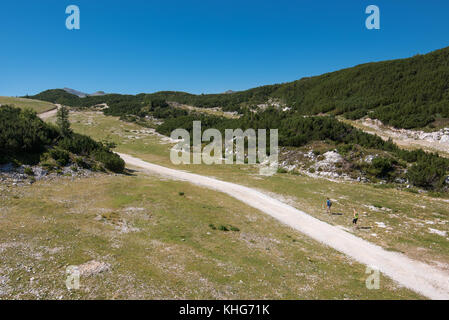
[1,0,449,96]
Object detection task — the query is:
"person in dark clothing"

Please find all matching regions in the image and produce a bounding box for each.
[352,209,359,226]
[326,198,332,214]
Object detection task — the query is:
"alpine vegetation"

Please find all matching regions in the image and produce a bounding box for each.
[170,121,279,175]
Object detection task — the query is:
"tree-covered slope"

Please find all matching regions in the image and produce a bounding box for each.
[0,105,124,172]
[157,108,449,191]
[270,46,449,128]
[151,46,449,128]
[28,46,449,129]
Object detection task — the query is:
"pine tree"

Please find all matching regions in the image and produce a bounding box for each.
[56,106,72,137]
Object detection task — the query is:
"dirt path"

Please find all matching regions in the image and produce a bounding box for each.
[118,152,449,300]
[38,104,61,120]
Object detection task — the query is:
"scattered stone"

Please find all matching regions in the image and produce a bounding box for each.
[375,222,387,228]
[364,155,375,164]
[78,260,110,276]
[428,228,447,237]
[0,163,95,187]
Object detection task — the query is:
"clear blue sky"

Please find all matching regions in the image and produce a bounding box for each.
[1,0,449,96]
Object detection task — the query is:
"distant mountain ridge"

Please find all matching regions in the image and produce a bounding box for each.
[63,88,106,98]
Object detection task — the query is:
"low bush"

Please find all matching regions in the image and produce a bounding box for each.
[0,105,58,155]
[367,157,395,179]
[24,167,34,176]
[93,150,125,173]
[277,168,288,174]
[49,148,70,166]
[407,161,447,190]
[75,157,90,169]
[58,133,101,155]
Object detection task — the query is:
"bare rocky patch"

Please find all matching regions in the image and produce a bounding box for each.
[0,162,96,187]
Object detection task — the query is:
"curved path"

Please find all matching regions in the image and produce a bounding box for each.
[118,152,449,300]
[38,104,60,120]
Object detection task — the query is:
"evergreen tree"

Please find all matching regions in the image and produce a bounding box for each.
[56,106,72,137]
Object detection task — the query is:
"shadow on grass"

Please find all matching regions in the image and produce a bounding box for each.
[123,168,138,176]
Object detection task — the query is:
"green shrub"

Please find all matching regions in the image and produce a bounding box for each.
[24,167,34,176]
[337,144,354,156]
[58,133,101,155]
[407,161,447,190]
[367,157,395,179]
[277,168,288,174]
[92,163,106,172]
[75,157,90,169]
[93,150,125,173]
[49,148,70,166]
[0,105,58,155]
[41,161,56,171]
[208,224,217,230]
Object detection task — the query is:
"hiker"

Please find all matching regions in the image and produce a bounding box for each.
[326,198,332,214]
[352,209,359,227]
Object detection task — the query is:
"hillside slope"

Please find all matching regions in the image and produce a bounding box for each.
[151,46,449,128]
[28,46,449,129]
[0,96,56,114]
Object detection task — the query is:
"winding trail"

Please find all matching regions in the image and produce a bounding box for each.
[118,152,449,300]
[38,104,60,120]
[36,104,449,299]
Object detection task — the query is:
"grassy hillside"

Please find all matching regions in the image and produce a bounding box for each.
[66,111,449,267]
[28,46,449,129]
[0,168,421,299]
[0,96,56,114]
[7,108,442,299]
[27,87,449,191]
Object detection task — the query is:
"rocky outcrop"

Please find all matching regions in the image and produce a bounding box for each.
[0,163,94,186]
[363,118,449,145]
